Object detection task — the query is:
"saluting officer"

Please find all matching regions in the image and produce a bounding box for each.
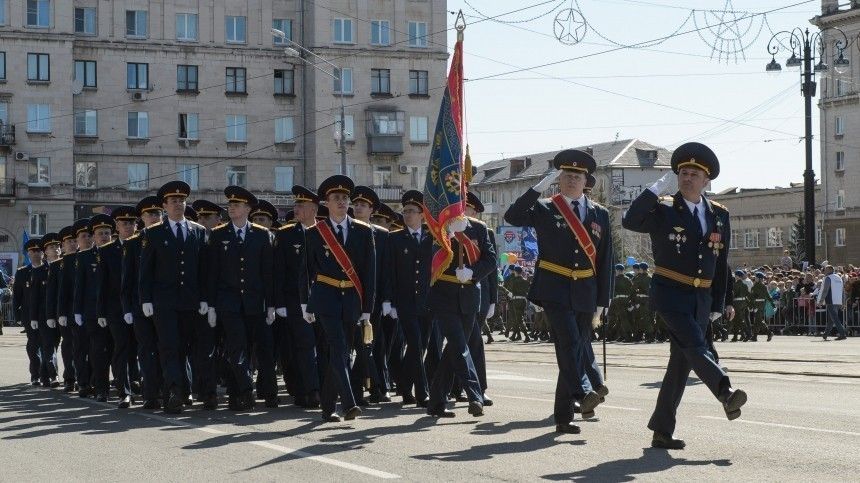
[50,226,78,392]
[273,186,322,408]
[504,149,612,435]
[139,181,211,414]
[36,233,62,388]
[17,239,43,385]
[207,186,277,410]
[124,197,164,409]
[382,190,433,407]
[299,175,376,423]
[68,219,94,397]
[622,142,746,449]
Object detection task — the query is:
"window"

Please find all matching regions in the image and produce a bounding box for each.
[177,65,198,91]
[28,158,50,186]
[274,166,294,192]
[272,19,292,44]
[178,113,199,140]
[26,104,51,132]
[226,166,247,187]
[126,10,147,37]
[336,114,355,141]
[0,52,5,80]
[127,63,148,89]
[333,18,353,43]
[127,112,149,138]
[337,164,356,177]
[225,16,246,43]
[274,69,294,95]
[74,110,97,136]
[75,162,97,189]
[333,67,353,94]
[836,78,847,96]
[373,166,392,186]
[766,227,783,248]
[371,68,391,94]
[371,20,390,45]
[367,111,404,135]
[26,0,50,27]
[27,53,49,81]
[177,164,198,190]
[835,116,845,136]
[0,0,6,25]
[816,227,822,246]
[275,117,294,143]
[74,7,95,34]
[226,67,246,93]
[127,163,149,190]
[0,101,7,125]
[835,151,845,171]
[730,229,740,250]
[226,115,247,142]
[409,70,428,95]
[176,13,198,41]
[744,228,759,249]
[29,214,47,237]
[837,189,845,210]
[410,116,429,142]
[408,21,428,47]
[74,60,96,88]
[835,228,846,247]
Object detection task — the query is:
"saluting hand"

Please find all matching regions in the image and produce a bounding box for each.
[533,169,561,193]
[648,171,677,196]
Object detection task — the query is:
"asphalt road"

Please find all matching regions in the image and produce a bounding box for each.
[0,332,858,481]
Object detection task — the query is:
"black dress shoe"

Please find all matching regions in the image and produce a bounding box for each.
[427,407,456,418]
[184,394,194,407]
[165,390,183,414]
[228,396,242,411]
[836,335,847,341]
[142,399,162,410]
[401,394,417,405]
[417,398,430,408]
[95,393,108,403]
[118,395,132,409]
[719,388,747,420]
[580,391,601,415]
[322,413,343,423]
[595,385,609,399]
[556,422,581,434]
[652,431,685,449]
[468,401,484,417]
[130,380,142,395]
[49,379,60,388]
[265,396,279,408]
[454,393,468,403]
[64,384,75,393]
[307,392,321,408]
[344,406,362,420]
[293,395,308,407]
[203,395,218,410]
[482,394,494,407]
[31,380,41,387]
[240,392,255,410]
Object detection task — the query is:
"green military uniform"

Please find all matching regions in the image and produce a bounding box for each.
[608,266,633,341]
[747,273,773,341]
[503,271,531,342]
[730,275,750,341]
[632,266,654,342]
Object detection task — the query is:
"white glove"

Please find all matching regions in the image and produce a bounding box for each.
[360,312,371,322]
[596,306,607,317]
[533,169,561,193]
[276,307,287,317]
[207,307,217,328]
[648,171,677,196]
[74,314,83,326]
[709,312,721,322]
[266,307,276,325]
[142,303,154,317]
[447,217,468,235]
[725,305,736,322]
[455,267,473,283]
[198,301,209,315]
[486,303,495,320]
[390,307,399,319]
[123,313,133,325]
[30,320,38,330]
[97,317,107,328]
[301,304,315,323]
[47,319,56,329]
[382,302,392,316]
[58,316,67,327]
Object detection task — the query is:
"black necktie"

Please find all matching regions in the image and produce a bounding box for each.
[693,207,703,237]
[572,200,581,220]
[336,224,345,246]
[413,232,420,245]
[175,223,184,243]
[236,228,243,242]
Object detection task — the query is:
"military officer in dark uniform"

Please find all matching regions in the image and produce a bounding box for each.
[504,149,612,434]
[622,142,746,449]
[207,186,277,410]
[125,197,164,409]
[274,186,322,408]
[193,200,225,231]
[382,190,433,407]
[67,219,94,397]
[139,181,211,413]
[16,239,42,385]
[300,175,376,422]
[35,233,62,388]
[374,202,406,385]
[50,226,77,391]
[250,200,279,230]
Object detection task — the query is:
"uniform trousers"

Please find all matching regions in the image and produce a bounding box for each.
[281,313,320,397]
[543,304,593,424]
[151,309,195,396]
[108,318,133,397]
[319,315,358,415]
[428,311,483,410]
[86,318,112,396]
[133,315,162,401]
[37,320,59,383]
[23,324,41,382]
[397,313,431,402]
[221,310,275,398]
[58,323,76,385]
[72,322,90,389]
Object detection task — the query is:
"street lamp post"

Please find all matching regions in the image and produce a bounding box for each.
[272,28,347,177]
[765,27,849,266]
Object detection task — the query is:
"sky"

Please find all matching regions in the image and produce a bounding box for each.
[444,0,835,192]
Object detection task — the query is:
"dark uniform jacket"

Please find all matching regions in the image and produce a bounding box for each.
[504,189,613,312]
[45,260,61,321]
[28,264,49,322]
[56,253,77,320]
[121,234,144,318]
[74,248,100,319]
[12,265,32,323]
[479,230,499,315]
[383,226,433,318]
[300,217,376,320]
[274,223,309,315]
[207,222,274,315]
[371,224,389,313]
[139,220,208,312]
[622,190,729,316]
[97,240,124,320]
[427,217,497,315]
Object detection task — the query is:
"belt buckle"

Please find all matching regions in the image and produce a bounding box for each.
[339,280,347,288]
[693,278,701,288]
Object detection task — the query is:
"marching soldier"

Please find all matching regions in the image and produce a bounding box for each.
[16,239,42,385]
[622,142,746,449]
[633,263,656,342]
[748,272,774,342]
[139,181,211,413]
[50,227,77,392]
[503,266,531,342]
[68,219,94,397]
[373,202,406,385]
[382,190,433,407]
[730,270,751,342]
[274,186,322,408]
[207,186,277,410]
[35,233,61,388]
[607,264,633,341]
[299,175,376,422]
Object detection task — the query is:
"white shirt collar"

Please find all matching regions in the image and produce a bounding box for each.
[409,226,422,237]
[329,217,348,229]
[232,221,249,232]
[562,193,587,217]
[682,196,705,213]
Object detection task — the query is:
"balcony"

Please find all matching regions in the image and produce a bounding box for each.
[0,178,14,197]
[365,110,404,155]
[0,123,14,147]
[370,185,403,202]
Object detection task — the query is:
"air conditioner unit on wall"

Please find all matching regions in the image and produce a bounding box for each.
[398,165,410,174]
[132,92,147,101]
[15,152,29,161]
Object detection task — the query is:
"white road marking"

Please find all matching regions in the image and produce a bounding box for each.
[697,416,860,437]
[486,374,552,383]
[493,394,641,411]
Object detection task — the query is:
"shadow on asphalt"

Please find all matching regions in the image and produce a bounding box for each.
[542,448,732,481]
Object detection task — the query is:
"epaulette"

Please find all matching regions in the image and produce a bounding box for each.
[78,247,93,253]
[16,265,29,273]
[148,220,163,228]
[212,223,230,231]
[372,223,389,233]
[467,216,487,227]
[279,222,298,231]
[659,196,674,207]
[351,218,371,228]
[101,239,117,248]
[187,220,205,230]
[710,200,727,211]
[390,227,405,234]
[126,233,140,241]
[250,222,269,231]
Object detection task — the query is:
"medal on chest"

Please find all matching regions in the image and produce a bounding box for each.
[668,227,686,254]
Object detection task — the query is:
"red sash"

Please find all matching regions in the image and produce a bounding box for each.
[315,221,364,306]
[551,194,597,272]
[454,231,480,265]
